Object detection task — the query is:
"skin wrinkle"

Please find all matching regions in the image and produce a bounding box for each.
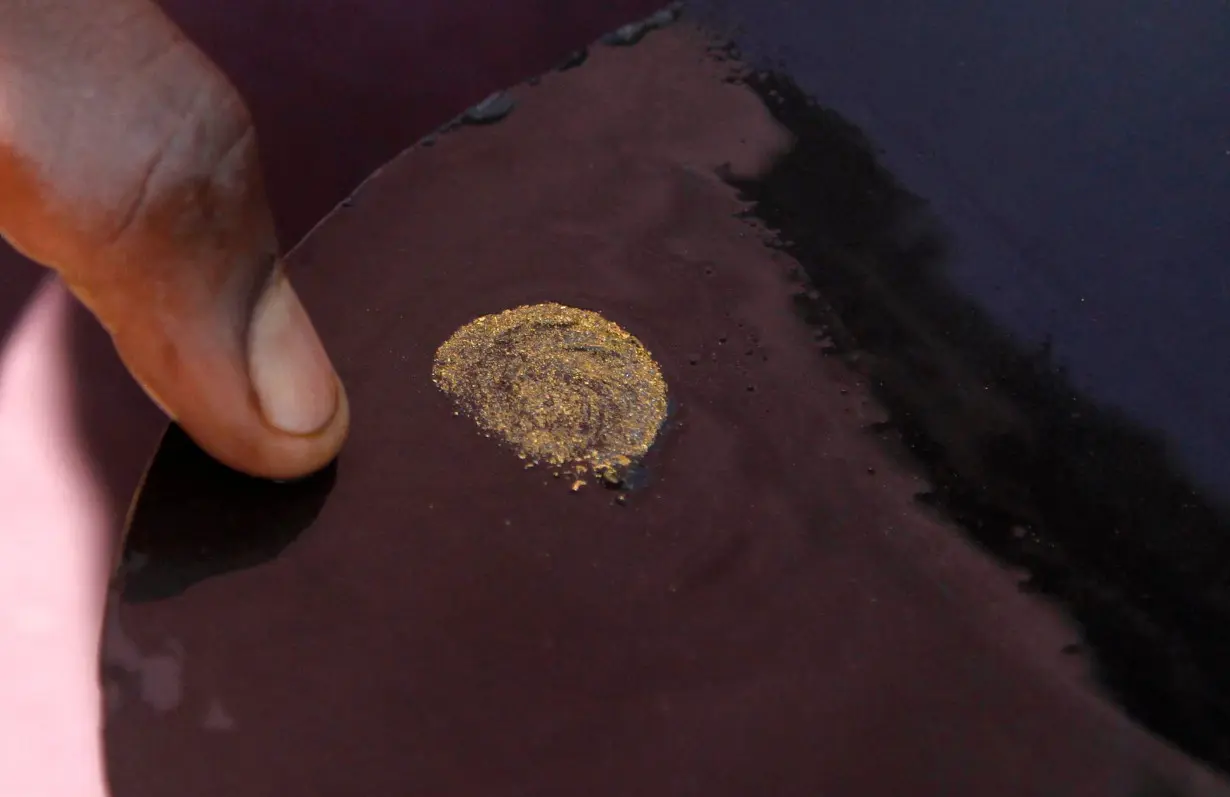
[97,69,219,250]
[100,149,161,249]
[54,78,201,242]
[118,28,181,81]
[0,0,349,480]
[102,91,257,268]
[1,75,267,329]
[2,4,216,232]
[0,0,176,67]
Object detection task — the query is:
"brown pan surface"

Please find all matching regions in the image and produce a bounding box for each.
[103,24,1227,797]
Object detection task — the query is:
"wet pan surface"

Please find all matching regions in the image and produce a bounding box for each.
[103,24,1228,797]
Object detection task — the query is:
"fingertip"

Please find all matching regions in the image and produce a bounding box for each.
[248,275,340,438]
[131,356,350,481]
[102,272,352,482]
[265,370,351,480]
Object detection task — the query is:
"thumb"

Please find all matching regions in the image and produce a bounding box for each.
[95,253,351,483]
[0,9,348,479]
[61,122,350,481]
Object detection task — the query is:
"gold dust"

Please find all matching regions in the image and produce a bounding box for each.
[432,302,669,482]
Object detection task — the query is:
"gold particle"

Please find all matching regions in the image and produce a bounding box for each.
[432,303,669,481]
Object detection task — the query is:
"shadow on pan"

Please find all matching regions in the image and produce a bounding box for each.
[115,424,337,603]
[724,61,1230,773]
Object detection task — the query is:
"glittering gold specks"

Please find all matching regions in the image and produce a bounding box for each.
[432,303,668,484]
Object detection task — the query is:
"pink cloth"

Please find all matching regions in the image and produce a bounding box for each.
[0,279,141,797]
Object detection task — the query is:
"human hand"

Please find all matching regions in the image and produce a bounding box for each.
[1,1,349,794]
[1,0,350,479]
